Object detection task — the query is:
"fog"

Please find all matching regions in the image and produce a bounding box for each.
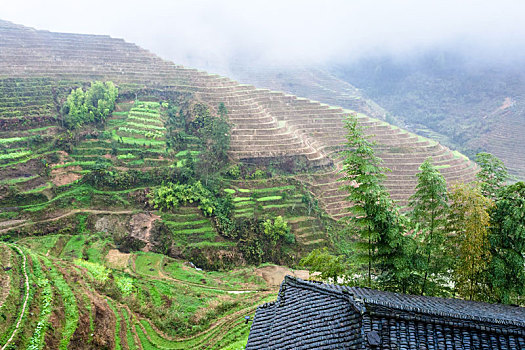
[3,0,525,73]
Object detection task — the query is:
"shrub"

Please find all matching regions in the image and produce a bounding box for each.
[62,81,118,129]
[149,181,217,216]
[263,216,290,242]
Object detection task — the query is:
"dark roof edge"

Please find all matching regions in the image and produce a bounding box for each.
[282,275,366,315]
[355,293,525,329]
[287,276,525,330]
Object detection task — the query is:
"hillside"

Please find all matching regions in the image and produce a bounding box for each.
[330,53,525,180]
[0,19,478,217]
[0,19,479,349]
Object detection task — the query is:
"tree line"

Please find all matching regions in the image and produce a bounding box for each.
[302,114,525,305]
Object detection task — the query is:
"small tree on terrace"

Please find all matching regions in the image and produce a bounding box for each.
[62,81,118,129]
[408,157,450,296]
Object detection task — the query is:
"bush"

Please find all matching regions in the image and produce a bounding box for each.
[149,181,216,216]
[263,216,290,242]
[62,81,118,129]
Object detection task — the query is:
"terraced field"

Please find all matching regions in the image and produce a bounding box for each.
[0,19,478,219]
[0,19,483,349]
[225,179,327,251]
[0,236,276,349]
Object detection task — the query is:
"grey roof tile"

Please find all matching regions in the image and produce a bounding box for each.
[246,276,525,350]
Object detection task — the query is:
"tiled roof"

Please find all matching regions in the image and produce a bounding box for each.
[246,276,525,350]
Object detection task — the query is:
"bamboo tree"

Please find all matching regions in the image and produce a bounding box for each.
[408,158,449,296]
[339,115,387,286]
[448,183,494,301]
[475,152,509,199]
[487,181,525,304]
[339,114,414,291]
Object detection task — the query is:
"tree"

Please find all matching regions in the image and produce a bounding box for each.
[408,158,450,296]
[475,152,509,199]
[218,102,228,118]
[263,216,290,243]
[487,181,525,304]
[62,87,87,129]
[340,114,387,287]
[300,248,345,281]
[62,81,118,129]
[448,183,494,301]
[339,114,415,291]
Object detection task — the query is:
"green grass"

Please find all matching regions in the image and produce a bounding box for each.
[233,201,255,207]
[118,126,164,139]
[134,253,164,277]
[435,164,452,169]
[121,307,138,350]
[233,208,253,214]
[107,299,122,350]
[173,226,215,235]
[263,203,301,209]
[22,182,52,194]
[85,237,112,264]
[42,256,79,350]
[252,185,295,193]
[52,161,96,169]
[189,241,234,248]
[0,150,32,160]
[0,136,26,144]
[0,175,38,185]
[20,235,60,255]
[175,150,200,157]
[164,219,210,228]
[60,235,86,259]
[117,153,136,160]
[232,197,251,202]
[256,195,282,202]
[112,129,165,147]
[223,188,236,194]
[26,253,53,350]
[126,121,165,131]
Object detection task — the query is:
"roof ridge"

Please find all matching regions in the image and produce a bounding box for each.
[348,287,525,329]
[284,276,366,314]
[285,276,525,329]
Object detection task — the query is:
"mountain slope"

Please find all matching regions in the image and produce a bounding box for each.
[331,53,525,180]
[0,20,478,218]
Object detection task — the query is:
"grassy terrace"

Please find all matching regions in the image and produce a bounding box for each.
[224,178,328,251]
[5,234,274,349]
[68,100,170,172]
[160,207,231,249]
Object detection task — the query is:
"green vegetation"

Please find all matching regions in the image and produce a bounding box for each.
[42,256,79,350]
[1,73,522,350]
[409,158,450,296]
[62,81,118,129]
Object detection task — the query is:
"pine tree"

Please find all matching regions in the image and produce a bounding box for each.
[408,158,450,296]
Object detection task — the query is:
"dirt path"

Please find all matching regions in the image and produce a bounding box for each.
[0,209,135,234]
[255,265,314,286]
[1,245,29,350]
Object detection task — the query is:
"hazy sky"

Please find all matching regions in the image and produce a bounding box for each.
[2,0,525,71]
